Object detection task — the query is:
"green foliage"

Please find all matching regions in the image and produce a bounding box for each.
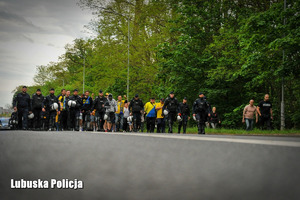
[20,0,299,129]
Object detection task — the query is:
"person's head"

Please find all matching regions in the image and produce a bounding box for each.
[66,90,70,97]
[124,102,128,108]
[212,107,216,113]
[169,91,174,98]
[150,97,155,103]
[249,99,254,106]
[85,91,90,97]
[118,95,122,101]
[99,90,103,97]
[264,94,270,101]
[160,98,165,104]
[36,89,41,95]
[50,88,55,95]
[73,89,78,96]
[199,92,204,99]
[183,97,187,103]
[61,89,66,95]
[105,93,109,98]
[108,94,113,101]
[22,86,27,93]
[135,94,139,100]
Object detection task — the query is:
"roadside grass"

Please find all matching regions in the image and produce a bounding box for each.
[185,127,300,135]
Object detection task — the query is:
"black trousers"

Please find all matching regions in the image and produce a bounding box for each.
[146,117,156,133]
[157,118,165,133]
[167,112,177,133]
[48,110,57,130]
[17,108,28,129]
[69,109,80,130]
[96,111,105,131]
[178,115,188,133]
[123,117,128,132]
[260,116,272,130]
[33,108,42,129]
[196,112,207,134]
[59,110,68,130]
[82,111,91,130]
[133,112,141,132]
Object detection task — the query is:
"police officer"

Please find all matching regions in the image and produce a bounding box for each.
[178,97,190,134]
[129,94,144,132]
[57,89,67,131]
[81,91,93,131]
[42,88,60,131]
[13,86,32,130]
[31,89,44,130]
[162,91,179,133]
[92,90,107,131]
[192,92,211,134]
[68,89,82,131]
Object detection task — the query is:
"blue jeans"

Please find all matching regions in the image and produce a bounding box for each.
[115,113,124,130]
[245,118,254,131]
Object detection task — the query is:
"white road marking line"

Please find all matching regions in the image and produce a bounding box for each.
[96,132,300,148]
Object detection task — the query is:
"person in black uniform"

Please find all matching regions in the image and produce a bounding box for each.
[68,89,82,131]
[42,88,60,131]
[257,94,273,130]
[92,90,107,131]
[192,92,211,134]
[178,97,190,134]
[13,86,32,130]
[162,91,179,133]
[129,94,144,132]
[81,91,93,131]
[31,89,44,130]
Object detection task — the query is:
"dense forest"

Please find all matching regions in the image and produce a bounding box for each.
[13,0,300,129]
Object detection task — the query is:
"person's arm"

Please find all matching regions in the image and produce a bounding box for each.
[270,108,273,120]
[257,106,261,117]
[242,106,247,123]
[13,94,17,111]
[255,108,258,123]
[42,97,47,112]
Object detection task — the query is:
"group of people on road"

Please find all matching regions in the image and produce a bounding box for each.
[12,86,273,133]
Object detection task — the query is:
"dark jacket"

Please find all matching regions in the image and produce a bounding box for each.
[178,102,190,116]
[192,98,211,114]
[42,94,60,111]
[210,112,220,123]
[69,95,82,110]
[31,93,44,110]
[129,98,144,113]
[82,96,93,112]
[93,96,107,112]
[13,92,31,110]
[163,97,179,113]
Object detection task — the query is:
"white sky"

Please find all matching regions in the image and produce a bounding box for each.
[0,0,94,107]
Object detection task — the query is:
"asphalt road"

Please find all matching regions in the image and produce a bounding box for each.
[1,131,300,200]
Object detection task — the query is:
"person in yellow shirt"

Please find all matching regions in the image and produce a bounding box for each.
[155,98,165,133]
[144,97,156,133]
[115,95,127,132]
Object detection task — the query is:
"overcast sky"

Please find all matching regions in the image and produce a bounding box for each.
[0,0,93,107]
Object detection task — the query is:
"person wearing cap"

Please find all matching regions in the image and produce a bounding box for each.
[68,89,83,131]
[115,95,126,132]
[92,90,107,131]
[42,88,60,131]
[156,98,166,133]
[31,88,44,130]
[81,90,93,131]
[129,94,144,132]
[162,91,179,133]
[13,86,32,130]
[192,92,211,134]
[57,89,67,131]
[104,93,118,132]
[178,97,190,134]
[144,97,157,133]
